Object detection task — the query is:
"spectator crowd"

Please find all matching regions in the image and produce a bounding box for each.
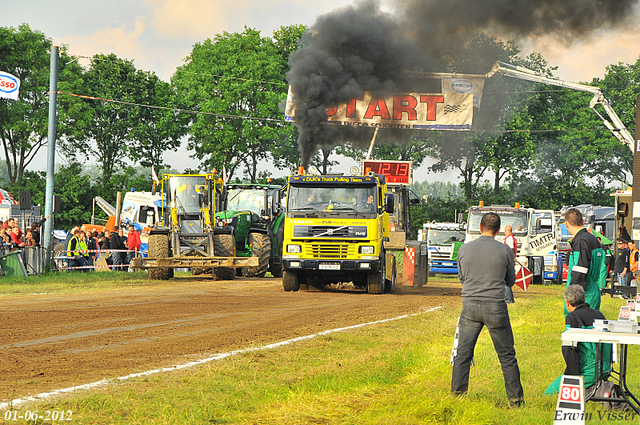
[0,217,45,255]
[64,224,141,272]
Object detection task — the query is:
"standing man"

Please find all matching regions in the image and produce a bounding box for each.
[110,227,126,271]
[452,212,524,408]
[613,239,630,287]
[563,208,605,313]
[126,224,141,270]
[503,225,517,304]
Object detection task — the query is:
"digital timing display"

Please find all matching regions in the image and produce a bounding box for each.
[362,160,412,185]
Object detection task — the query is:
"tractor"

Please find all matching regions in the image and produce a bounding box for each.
[216,183,284,277]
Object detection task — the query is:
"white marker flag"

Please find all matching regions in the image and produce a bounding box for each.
[0,71,20,100]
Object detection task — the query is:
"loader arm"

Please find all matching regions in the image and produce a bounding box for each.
[486,61,634,152]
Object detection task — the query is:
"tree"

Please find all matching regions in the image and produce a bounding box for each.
[173,27,294,182]
[0,24,82,184]
[63,53,150,190]
[423,34,548,205]
[127,72,186,170]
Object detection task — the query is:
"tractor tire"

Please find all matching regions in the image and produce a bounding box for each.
[148,234,171,280]
[213,233,236,281]
[282,270,300,291]
[367,252,386,294]
[385,255,396,294]
[246,233,270,277]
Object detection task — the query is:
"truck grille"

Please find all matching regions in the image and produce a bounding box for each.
[428,247,452,261]
[294,225,367,238]
[303,244,355,259]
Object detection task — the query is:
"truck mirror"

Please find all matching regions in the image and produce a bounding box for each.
[385,194,394,214]
[422,194,428,205]
[271,189,281,216]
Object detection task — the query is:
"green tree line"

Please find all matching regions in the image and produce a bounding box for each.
[0,24,636,229]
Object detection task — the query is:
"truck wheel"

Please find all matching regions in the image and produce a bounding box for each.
[213,234,236,281]
[148,234,171,280]
[367,253,386,294]
[246,233,270,277]
[282,270,300,291]
[385,255,396,293]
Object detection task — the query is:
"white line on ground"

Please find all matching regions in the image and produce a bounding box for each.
[0,305,443,410]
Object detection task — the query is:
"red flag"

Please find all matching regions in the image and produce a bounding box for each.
[515,262,532,291]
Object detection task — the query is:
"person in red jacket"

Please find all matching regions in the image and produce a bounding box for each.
[126,224,142,270]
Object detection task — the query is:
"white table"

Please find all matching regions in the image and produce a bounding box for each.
[561,328,640,414]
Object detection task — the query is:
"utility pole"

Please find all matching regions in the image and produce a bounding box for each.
[43,46,58,268]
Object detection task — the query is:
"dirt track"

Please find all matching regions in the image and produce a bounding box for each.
[0,277,461,403]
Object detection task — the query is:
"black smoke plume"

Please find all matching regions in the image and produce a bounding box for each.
[287,0,639,169]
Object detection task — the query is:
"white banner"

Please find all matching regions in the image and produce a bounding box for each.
[441,77,485,108]
[285,88,473,130]
[0,71,20,100]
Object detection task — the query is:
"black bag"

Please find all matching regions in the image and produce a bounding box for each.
[594,380,630,411]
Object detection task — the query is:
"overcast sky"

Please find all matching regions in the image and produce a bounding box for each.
[3,0,640,182]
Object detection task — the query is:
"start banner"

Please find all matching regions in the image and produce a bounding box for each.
[285,88,473,130]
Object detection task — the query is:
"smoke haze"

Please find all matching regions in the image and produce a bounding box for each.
[287,0,639,168]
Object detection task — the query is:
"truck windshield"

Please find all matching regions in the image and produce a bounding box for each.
[227,189,265,215]
[167,176,207,214]
[288,185,377,215]
[467,211,528,236]
[428,229,465,245]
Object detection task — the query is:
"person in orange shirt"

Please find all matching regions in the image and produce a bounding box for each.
[628,240,638,285]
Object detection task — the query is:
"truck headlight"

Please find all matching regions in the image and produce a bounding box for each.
[359,246,375,254]
[287,245,301,253]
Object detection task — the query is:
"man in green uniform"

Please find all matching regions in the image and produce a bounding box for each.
[563,208,606,313]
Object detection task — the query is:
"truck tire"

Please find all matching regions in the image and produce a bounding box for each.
[385,255,396,293]
[282,270,300,291]
[213,233,236,281]
[367,253,386,294]
[246,233,270,277]
[148,234,171,280]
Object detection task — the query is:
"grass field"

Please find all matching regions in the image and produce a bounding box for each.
[2,275,639,424]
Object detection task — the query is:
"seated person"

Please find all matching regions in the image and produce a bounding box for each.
[360,195,376,212]
[544,285,611,395]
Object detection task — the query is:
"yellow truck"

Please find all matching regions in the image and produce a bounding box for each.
[276,170,397,294]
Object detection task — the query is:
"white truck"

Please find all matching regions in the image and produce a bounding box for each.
[465,204,561,284]
[423,222,465,276]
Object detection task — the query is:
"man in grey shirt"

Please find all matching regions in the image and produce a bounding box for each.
[451,212,524,408]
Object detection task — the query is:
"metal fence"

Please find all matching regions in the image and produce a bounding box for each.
[0,247,139,275]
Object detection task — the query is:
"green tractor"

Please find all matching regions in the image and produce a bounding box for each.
[216,183,285,277]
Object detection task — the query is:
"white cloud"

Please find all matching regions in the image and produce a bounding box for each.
[145,0,229,39]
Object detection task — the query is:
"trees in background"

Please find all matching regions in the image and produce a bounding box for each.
[0,24,83,185]
[0,23,638,224]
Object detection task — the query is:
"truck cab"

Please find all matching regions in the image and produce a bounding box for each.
[280,172,396,294]
[424,222,465,276]
[466,204,560,284]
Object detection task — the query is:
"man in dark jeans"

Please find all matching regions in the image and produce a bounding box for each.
[451,212,525,408]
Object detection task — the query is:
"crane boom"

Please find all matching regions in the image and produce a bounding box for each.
[486,61,634,152]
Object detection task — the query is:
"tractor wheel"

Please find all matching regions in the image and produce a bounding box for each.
[367,252,386,294]
[385,255,396,294]
[148,234,171,280]
[282,270,300,291]
[269,261,283,278]
[213,233,236,281]
[246,233,270,277]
